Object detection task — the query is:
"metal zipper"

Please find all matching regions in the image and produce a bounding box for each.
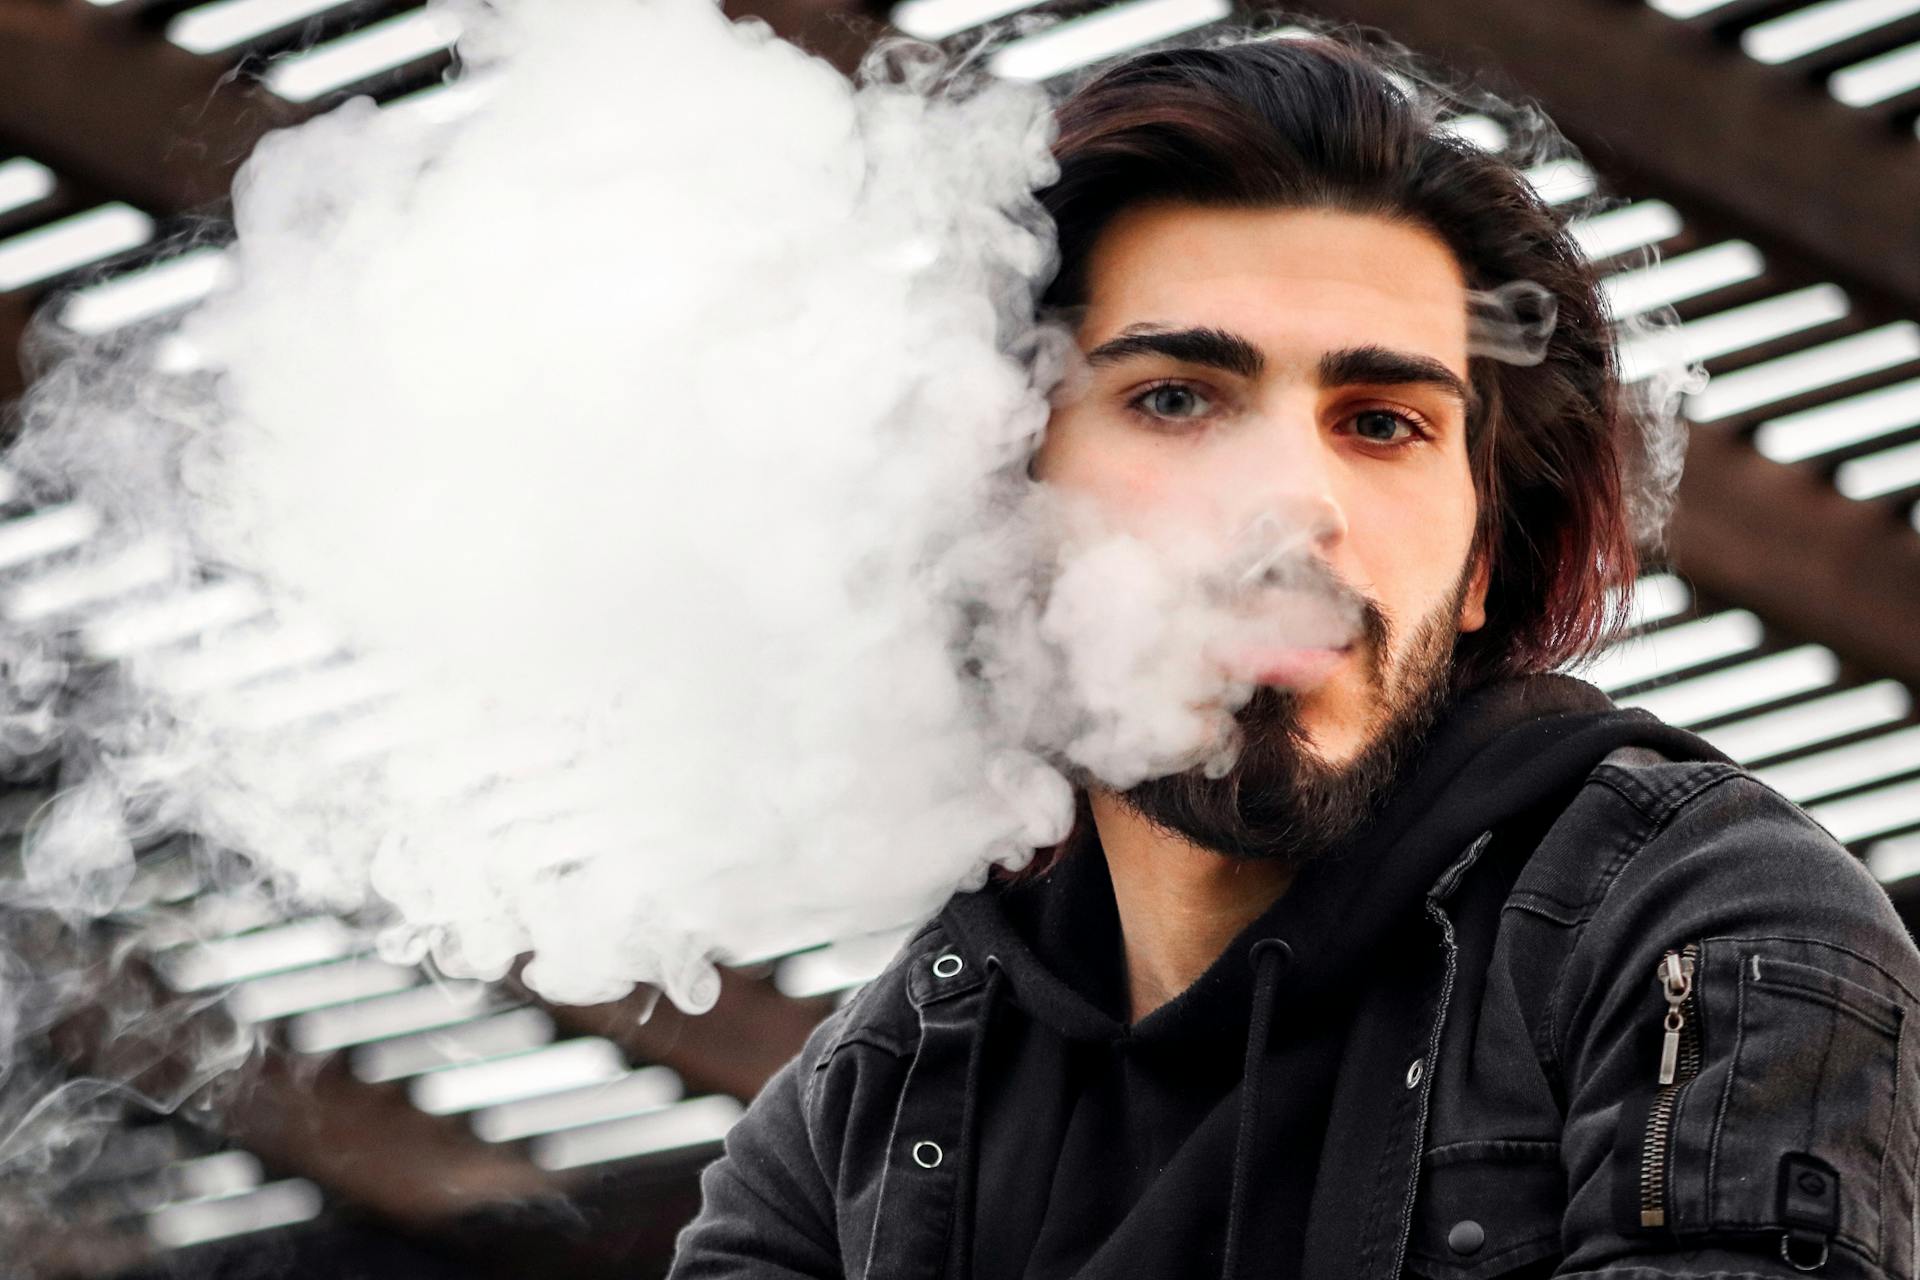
[1639,944,1701,1229]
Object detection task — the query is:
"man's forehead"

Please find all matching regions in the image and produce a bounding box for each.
[1078,203,1472,378]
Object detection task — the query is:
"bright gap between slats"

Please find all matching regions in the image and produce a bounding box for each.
[0,158,56,221]
[170,0,357,55]
[1570,201,1682,263]
[1686,321,1920,422]
[1743,0,1920,64]
[1619,645,1838,728]
[989,0,1231,82]
[1616,285,1850,384]
[1701,680,1911,764]
[0,204,152,293]
[61,249,231,335]
[1830,39,1920,105]
[1753,375,1920,462]
[1575,610,1763,693]
[1837,439,1920,498]
[265,8,462,103]
[891,0,1048,39]
[1602,241,1763,322]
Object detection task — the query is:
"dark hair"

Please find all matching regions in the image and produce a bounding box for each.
[1036,32,1638,691]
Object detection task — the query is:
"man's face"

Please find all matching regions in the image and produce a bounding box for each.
[1034,203,1490,857]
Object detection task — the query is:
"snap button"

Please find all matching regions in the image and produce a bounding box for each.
[912,1140,943,1169]
[1447,1220,1485,1254]
[1405,1058,1424,1089]
[932,954,964,979]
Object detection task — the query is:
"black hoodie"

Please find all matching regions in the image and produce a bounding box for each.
[940,675,1727,1279]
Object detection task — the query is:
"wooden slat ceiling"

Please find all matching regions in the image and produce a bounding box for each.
[0,0,1917,1272]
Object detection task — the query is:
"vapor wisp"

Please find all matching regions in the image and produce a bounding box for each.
[2,0,1363,1016]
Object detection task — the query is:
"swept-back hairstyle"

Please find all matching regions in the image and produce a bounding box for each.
[1036,32,1640,690]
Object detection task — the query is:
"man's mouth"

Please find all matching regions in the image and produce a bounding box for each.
[1218,642,1351,690]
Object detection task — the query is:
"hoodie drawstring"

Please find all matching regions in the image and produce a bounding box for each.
[946,957,1004,1279]
[1221,937,1293,1280]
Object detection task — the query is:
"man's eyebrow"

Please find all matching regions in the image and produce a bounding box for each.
[1083,325,1265,379]
[1318,344,1473,412]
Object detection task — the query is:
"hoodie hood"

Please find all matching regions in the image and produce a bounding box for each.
[943,674,1728,1045]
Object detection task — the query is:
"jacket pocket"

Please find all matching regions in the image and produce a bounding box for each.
[1404,1141,1565,1279]
[1659,937,1908,1269]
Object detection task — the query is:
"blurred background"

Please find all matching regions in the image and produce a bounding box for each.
[1,0,1918,1274]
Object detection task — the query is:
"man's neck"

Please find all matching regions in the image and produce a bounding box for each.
[1088,789,1296,1024]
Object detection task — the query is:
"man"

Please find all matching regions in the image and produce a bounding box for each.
[671,34,1920,1279]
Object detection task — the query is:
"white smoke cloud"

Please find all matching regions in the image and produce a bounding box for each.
[3,0,1350,1019]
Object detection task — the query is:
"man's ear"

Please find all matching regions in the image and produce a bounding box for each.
[1457,551,1491,634]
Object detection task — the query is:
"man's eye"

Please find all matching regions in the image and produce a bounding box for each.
[1130,383,1214,421]
[1348,408,1423,445]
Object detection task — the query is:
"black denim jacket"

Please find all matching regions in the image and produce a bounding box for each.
[670,747,1920,1279]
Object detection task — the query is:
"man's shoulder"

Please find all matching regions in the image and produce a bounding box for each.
[1509,738,1910,960]
[793,917,952,1071]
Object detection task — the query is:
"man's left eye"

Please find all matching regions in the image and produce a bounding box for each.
[1349,409,1421,444]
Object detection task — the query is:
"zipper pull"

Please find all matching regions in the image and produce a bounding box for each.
[1656,950,1695,1085]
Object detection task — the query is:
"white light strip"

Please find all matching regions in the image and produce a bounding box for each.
[1522,158,1597,207]
[1753,375,1920,462]
[1758,724,1920,803]
[1647,0,1743,17]
[1570,201,1683,263]
[1602,241,1764,322]
[222,660,404,733]
[157,918,358,992]
[1576,610,1763,693]
[147,1152,264,1209]
[989,0,1231,82]
[1687,321,1920,423]
[1616,285,1851,384]
[169,0,357,55]
[1436,114,1510,152]
[473,1066,685,1143]
[1867,833,1920,882]
[380,76,497,126]
[1830,39,1920,105]
[0,504,102,571]
[1620,645,1839,728]
[1701,679,1911,763]
[0,204,153,293]
[891,0,1047,39]
[1836,438,1920,499]
[0,158,56,220]
[141,619,345,698]
[1624,571,1692,630]
[1807,777,1920,843]
[146,1179,323,1250]
[532,1095,745,1171]
[2,540,176,624]
[287,980,493,1054]
[409,1038,626,1115]
[61,249,230,335]
[265,9,462,103]
[1744,0,1920,63]
[81,580,270,661]
[227,956,418,1023]
[775,929,914,999]
[354,1007,556,1084]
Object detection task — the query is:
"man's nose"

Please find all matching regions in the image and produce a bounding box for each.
[1225,419,1349,554]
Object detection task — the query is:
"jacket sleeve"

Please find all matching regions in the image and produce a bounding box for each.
[667,1006,849,1279]
[1548,765,1920,1279]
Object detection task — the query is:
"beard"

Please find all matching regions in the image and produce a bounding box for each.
[1109,565,1473,868]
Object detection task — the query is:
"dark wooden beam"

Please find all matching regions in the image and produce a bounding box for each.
[1671,422,1920,689]
[1297,0,1920,318]
[0,2,313,220]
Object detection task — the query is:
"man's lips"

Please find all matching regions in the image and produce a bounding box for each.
[1218,643,1350,689]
